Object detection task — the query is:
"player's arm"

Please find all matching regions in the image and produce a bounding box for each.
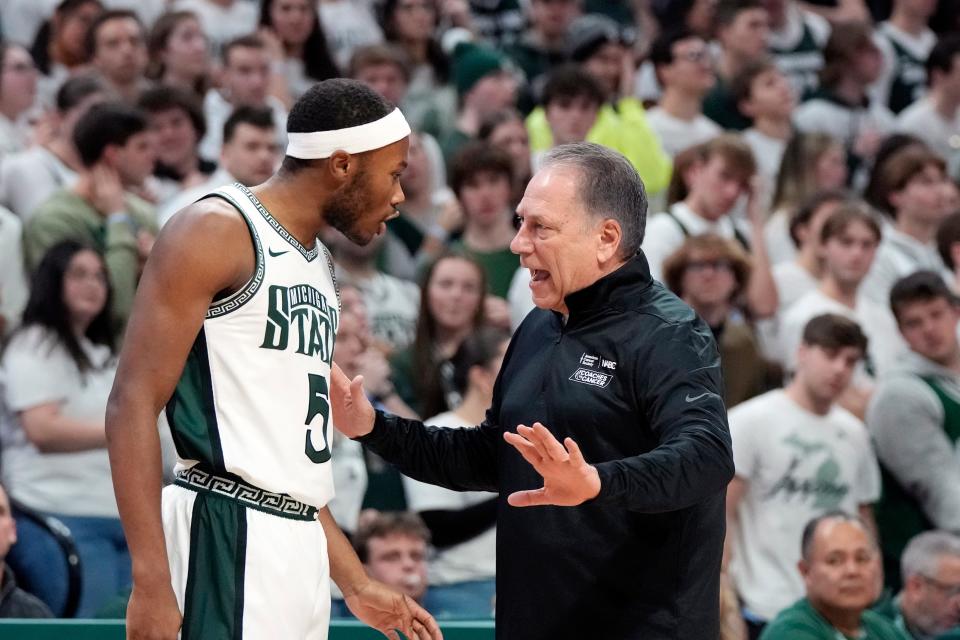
[105,202,253,640]
[317,507,442,640]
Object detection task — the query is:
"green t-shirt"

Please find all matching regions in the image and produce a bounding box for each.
[760,598,910,640]
[449,241,520,298]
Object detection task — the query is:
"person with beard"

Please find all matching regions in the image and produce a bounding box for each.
[104,79,441,640]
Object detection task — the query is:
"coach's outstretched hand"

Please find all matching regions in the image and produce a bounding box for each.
[504,423,602,507]
[345,579,443,640]
[330,362,375,439]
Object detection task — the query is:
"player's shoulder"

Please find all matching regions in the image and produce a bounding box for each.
[160,192,251,245]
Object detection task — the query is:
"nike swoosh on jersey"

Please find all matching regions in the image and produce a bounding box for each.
[684,392,716,403]
[268,247,289,257]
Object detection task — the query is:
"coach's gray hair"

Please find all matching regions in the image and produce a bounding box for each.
[540,142,648,260]
[901,531,960,581]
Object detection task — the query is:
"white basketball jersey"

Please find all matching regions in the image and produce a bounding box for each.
[166,184,339,508]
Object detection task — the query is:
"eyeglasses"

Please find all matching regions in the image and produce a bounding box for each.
[674,48,713,64]
[686,258,732,273]
[921,574,960,598]
[2,62,36,74]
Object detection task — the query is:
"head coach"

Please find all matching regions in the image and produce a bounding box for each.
[332,142,735,640]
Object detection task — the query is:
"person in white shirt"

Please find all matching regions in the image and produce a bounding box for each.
[318,0,384,71]
[726,312,881,633]
[643,133,778,318]
[861,146,955,306]
[645,29,721,158]
[171,0,259,55]
[871,0,937,115]
[0,44,38,160]
[763,0,830,98]
[0,205,27,336]
[734,59,796,195]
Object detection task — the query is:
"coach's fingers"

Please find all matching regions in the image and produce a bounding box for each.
[565,437,586,466]
[504,431,544,469]
[531,422,569,462]
[516,425,552,461]
[508,487,549,508]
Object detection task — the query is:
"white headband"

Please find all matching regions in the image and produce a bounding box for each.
[285,108,411,159]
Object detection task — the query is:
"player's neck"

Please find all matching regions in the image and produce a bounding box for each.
[252,176,327,249]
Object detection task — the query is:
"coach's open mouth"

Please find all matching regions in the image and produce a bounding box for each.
[530,269,550,284]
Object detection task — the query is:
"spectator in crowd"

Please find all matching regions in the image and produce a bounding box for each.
[793,21,895,185]
[1,241,127,618]
[642,134,778,319]
[448,142,520,299]
[703,0,771,131]
[862,133,937,212]
[159,105,280,225]
[938,211,960,293]
[727,313,880,637]
[779,203,903,388]
[390,253,487,419]
[479,109,532,206]
[137,84,215,206]
[0,43,38,159]
[636,0,715,102]
[349,511,432,612]
[441,41,517,165]
[350,43,412,111]
[198,34,288,163]
[867,272,960,589]
[861,147,955,305]
[663,234,775,406]
[402,327,507,618]
[758,512,901,640]
[0,73,108,222]
[872,0,937,115]
[259,0,340,105]
[532,65,605,168]
[467,0,525,47]
[765,133,849,264]
[0,483,53,618]
[145,11,210,97]
[24,102,157,337]
[502,0,580,88]
[762,0,830,98]
[646,29,720,158]
[734,59,796,194]
[0,205,28,338]
[896,35,960,170]
[876,530,960,639]
[317,0,384,71]
[84,10,149,103]
[30,0,103,104]
[170,0,259,55]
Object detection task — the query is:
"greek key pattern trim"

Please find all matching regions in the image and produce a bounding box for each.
[175,466,318,521]
[237,183,319,262]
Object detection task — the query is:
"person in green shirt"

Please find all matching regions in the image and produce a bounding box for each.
[760,511,910,640]
[24,101,158,340]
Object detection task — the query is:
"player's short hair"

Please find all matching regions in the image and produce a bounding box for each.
[801,510,875,562]
[787,189,850,249]
[138,84,206,139]
[449,142,514,197]
[84,9,141,60]
[540,64,606,108]
[223,105,274,145]
[819,202,881,245]
[279,79,395,175]
[800,314,868,355]
[353,512,431,563]
[889,271,959,322]
[73,101,148,167]
[937,211,960,269]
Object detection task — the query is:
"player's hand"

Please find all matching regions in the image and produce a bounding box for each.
[503,423,601,507]
[126,580,181,640]
[330,362,376,438]
[345,579,443,640]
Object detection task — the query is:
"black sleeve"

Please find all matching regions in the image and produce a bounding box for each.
[418,497,498,549]
[593,320,735,512]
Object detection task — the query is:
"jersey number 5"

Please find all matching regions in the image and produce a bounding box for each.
[305,373,331,463]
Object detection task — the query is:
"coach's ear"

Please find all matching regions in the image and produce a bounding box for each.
[596,218,622,265]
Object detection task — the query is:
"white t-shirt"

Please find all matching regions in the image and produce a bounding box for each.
[0,326,118,517]
[896,98,960,166]
[860,226,952,307]
[318,0,384,71]
[729,389,881,621]
[0,146,77,221]
[764,207,798,266]
[402,410,496,585]
[645,107,721,158]
[158,168,237,227]
[774,261,818,312]
[172,0,260,54]
[0,206,27,336]
[199,90,288,163]
[507,266,535,331]
[353,272,420,353]
[743,128,786,203]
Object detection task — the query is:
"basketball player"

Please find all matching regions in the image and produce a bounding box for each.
[105,80,441,640]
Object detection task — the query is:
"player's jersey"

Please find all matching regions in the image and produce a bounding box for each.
[166,183,340,508]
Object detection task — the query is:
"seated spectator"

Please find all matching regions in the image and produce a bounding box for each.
[867,272,960,590]
[0,73,108,222]
[871,0,936,115]
[199,35,288,163]
[530,64,605,169]
[171,0,259,55]
[862,147,955,306]
[643,134,778,319]
[317,0,384,71]
[702,0,771,131]
[664,234,775,406]
[896,36,960,168]
[390,253,487,419]
[145,11,211,97]
[24,101,158,338]
[84,10,149,103]
[875,530,960,639]
[159,105,281,226]
[479,109,532,206]
[645,28,721,158]
[502,0,580,89]
[29,0,104,106]
[0,483,52,618]
[758,512,901,640]
[1,240,127,618]
[0,43,38,159]
[763,0,830,99]
[0,205,27,338]
[734,59,796,195]
[402,327,507,619]
[764,133,849,264]
[138,85,215,206]
[727,314,880,636]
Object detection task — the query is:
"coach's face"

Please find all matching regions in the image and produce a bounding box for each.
[511,164,621,316]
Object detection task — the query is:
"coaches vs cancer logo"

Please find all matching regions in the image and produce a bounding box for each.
[569,368,612,388]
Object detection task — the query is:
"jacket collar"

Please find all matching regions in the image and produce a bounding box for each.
[562,252,653,324]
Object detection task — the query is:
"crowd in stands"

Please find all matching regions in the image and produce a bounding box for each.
[0,0,959,638]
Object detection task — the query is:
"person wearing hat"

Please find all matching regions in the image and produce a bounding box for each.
[440,41,519,166]
[525,13,672,198]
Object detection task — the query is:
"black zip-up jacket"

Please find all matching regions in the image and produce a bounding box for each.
[358,253,734,639]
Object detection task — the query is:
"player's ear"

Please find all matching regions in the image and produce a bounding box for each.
[327,150,353,183]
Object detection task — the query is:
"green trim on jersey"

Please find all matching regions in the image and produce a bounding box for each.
[237,183,319,262]
[180,492,248,639]
[166,327,225,473]
[204,189,266,320]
